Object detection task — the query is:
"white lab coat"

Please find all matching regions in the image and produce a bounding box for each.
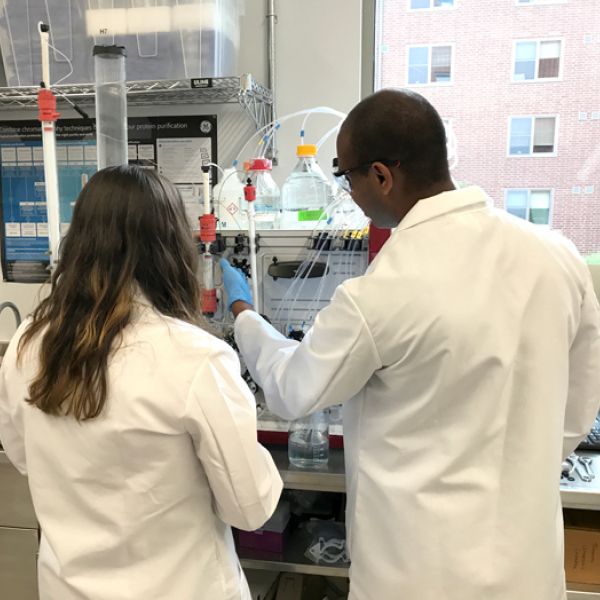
[0,300,283,600]
[235,186,600,600]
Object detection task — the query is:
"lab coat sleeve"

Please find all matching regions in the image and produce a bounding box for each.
[234,284,382,420]
[183,343,283,531]
[0,323,29,475]
[563,275,600,459]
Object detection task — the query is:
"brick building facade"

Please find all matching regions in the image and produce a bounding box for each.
[375,0,600,256]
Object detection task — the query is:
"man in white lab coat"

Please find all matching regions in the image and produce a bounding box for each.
[221,89,600,599]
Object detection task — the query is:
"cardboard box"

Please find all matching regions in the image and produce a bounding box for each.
[564,510,600,585]
[275,573,303,600]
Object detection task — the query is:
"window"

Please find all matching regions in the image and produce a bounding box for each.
[505,190,552,225]
[513,40,562,81]
[509,116,557,155]
[410,0,454,9]
[408,45,452,84]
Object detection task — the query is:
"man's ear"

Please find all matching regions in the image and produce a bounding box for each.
[371,161,395,195]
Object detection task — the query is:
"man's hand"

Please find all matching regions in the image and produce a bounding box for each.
[220,258,254,315]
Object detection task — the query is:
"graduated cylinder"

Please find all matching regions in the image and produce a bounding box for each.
[94,45,128,170]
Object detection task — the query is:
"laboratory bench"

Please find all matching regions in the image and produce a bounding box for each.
[240,447,600,599]
[560,451,600,510]
[259,447,600,511]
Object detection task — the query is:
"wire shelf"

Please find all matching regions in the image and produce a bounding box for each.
[0,76,273,129]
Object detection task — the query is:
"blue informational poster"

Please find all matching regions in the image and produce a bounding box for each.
[0,115,217,282]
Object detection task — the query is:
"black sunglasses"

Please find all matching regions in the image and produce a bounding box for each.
[332,158,400,193]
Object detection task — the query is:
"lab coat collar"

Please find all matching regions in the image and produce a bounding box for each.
[395,185,491,232]
[130,290,160,325]
[132,288,155,310]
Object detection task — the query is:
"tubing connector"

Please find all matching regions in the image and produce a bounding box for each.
[37,88,60,122]
[244,178,256,203]
[201,289,217,316]
[199,214,217,243]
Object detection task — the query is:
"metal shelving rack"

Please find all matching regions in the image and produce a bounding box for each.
[0,75,273,130]
[269,445,346,493]
[239,529,349,578]
[239,447,348,577]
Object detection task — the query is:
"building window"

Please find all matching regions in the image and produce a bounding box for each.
[513,40,562,81]
[509,116,557,155]
[505,189,552,224]
[408,45,452,84]
[410,0,455,8]
[374,0,600,259]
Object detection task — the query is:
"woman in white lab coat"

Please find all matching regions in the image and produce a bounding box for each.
[0,165,282,600]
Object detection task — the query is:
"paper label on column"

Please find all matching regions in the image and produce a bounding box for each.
[36,222,49,237]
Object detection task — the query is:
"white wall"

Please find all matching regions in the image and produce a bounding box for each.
[0,0,363,340]
[260,0,363,185]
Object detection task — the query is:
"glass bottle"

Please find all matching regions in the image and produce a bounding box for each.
[280,144,330,229]
[248,157,281,229]
[288,409,329,468]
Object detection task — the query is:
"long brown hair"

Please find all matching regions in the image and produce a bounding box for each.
[18,165,202,420]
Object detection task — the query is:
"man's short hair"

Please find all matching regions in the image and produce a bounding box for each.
[342,89,449,189]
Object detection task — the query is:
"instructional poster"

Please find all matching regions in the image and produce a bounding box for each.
[0,115,217,282]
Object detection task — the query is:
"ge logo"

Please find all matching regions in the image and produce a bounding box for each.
[200,121,212,134]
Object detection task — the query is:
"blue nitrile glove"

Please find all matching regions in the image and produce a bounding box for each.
[220,258,253,311]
